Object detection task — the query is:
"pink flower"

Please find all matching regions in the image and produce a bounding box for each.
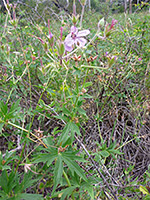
[48,19,53,39]
[138,57,142,61]
[49,32,53,39]
[64,26,90,52]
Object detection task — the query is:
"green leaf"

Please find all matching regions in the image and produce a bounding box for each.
[42,137,54,147]
[0,101,8,118]
[58,123,71,145]
[81,182,94,199]
[144,194,150,200]
[53,154,63,193]
[18,193,43,200]
[62,156,87,182]
[99,150,110,158]
[82,82,92,88]
[52,186,77,200]
[62,106,72,116]
[9,98,21,115]
[62,151,86,162]
[33,152,57,167]
[0,191,8,200]
[0,170,17,194]
[0,170,8,193]
[60,186,77,200]
[139,185,149,195]
[70,122,81,136]
[146,171,150,178]
[59,122,81,145]
[19,172,40,191]
[77,108,87,116]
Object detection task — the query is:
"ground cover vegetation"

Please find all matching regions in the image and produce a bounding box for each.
[0,0,150,199]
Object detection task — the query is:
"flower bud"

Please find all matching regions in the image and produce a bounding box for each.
[72,14,79,25]
[48,34,54,47]
[79,0,87,6]
[107,56,117,67]
[98,17,105,28]
[10,18,18,27]
[57,42,65,57]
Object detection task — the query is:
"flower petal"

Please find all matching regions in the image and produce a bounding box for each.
[77,29,90,37]
[64,34,75,47]
[70,26,78,34]
[75,37,87,47]
[65,44,74,52]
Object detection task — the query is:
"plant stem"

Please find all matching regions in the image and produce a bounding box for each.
[63,170,75,200]
[0,120,47,148]
[80,5,85,28]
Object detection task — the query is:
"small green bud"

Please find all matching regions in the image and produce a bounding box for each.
[58,42,65,57]
[48,36,54,47]
[98,17,105,27]
[10,19,18,27]
[79,0,87,6]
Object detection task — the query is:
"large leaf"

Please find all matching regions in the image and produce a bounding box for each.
[58,122,81,145]
[62,151,86,162]
[53,154,63,193]
[70,122,81,136]
[58,123,71,145]
[33,152,57,167]
[62,156,87,182]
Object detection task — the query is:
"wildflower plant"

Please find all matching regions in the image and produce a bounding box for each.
[0,0,149,199]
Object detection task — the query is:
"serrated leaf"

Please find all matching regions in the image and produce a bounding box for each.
[60,186,77,200]
[0,101,8,116]
[70,122,81,136]
[62,151,86,162]
[53,154,63,193]
[9,98,21,114]
[62,156,87,182]
[33,152,57,167]
[58,123,71,145]
[62,107,72,115]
